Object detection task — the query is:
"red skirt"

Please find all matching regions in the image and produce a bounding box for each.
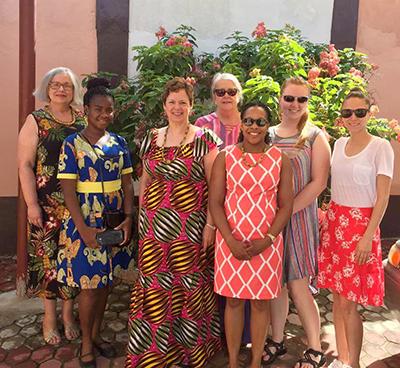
[317,201,384,306]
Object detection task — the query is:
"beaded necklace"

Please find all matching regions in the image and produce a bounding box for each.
[45,106,76,126]
[240,144,269,168]
[161,124,191,163]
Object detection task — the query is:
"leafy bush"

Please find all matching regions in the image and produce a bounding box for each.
[84,22,398,179]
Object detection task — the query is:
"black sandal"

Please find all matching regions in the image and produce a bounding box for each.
[261,337,287,365]
[93,340,116,358]
[78,344,97,368]
[296,348,326,368]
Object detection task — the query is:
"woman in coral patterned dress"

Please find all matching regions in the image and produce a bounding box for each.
[210,102,293,368]
[318,89,394,368]
[126,78,222,368]
[18,67,85,345]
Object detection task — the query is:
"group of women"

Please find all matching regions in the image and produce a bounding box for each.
[18,67,394,368]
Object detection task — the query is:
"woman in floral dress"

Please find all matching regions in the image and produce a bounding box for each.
[126,77,221,368]
[18,67,85,345]
[318,89,394,368]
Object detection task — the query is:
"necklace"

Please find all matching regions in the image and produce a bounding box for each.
[45,106,76,126]
[161,124,191,163]
[240,144,269,168]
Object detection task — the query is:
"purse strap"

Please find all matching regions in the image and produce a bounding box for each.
[78,133,111,213]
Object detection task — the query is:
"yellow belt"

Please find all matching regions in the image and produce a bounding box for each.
[76,179,121,193]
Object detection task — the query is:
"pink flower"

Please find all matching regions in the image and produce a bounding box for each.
[165,36,176,46]
[212,61,221,71]
[388,119,399,130]
[185,77,196,86]
[308,67,320,80]
[155,26,167,40]
[369,105,379,116]
[252,22,267,39]
[335,117,344,127]
[319,45,340,77]
[182,41,193,49]
[349,67,363,78]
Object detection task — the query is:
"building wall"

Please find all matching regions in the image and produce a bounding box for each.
[0,1,97,254]
[128,0,335,76]
[357,0,400,195]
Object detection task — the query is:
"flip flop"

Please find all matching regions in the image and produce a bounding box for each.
[64,322,80,341]
[43,328,61,345]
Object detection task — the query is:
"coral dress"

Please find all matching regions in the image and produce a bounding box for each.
[126,128,222,368]
[214,145,283,300]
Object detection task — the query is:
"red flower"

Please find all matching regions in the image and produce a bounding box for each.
[155,26,167,40]
[45,269,57,281]
[319,44,340,77]
[349,67,363,78]
[252,22,267,39]
[185,77,196,86]
[165,36,176,46]
[37,246,45,257]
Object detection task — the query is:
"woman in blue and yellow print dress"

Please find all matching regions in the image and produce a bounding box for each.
[57,131,134,288]
[57,78,134,366]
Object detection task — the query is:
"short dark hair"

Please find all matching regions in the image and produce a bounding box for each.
[238,101,271,144]
[83,77,114,106]
[162,77,194,105]
[342,88,372,108]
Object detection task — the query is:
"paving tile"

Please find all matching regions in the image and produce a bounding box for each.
[0,325,20,339]
[0,363,12,368]
[287,313,301,326]
[96,356,111,367]
[108,302,126,313]
[38,359,61,367]
[31,346,54,363]
[24,335,46,350]
[16,315,37,328]
[103,311,118,321]
[20,325,41,338]
[382,341,400,356]
[363,343,389,359]
[14,360,37,368]
[0,282,15,293]
[1,335,25,350]
[0,348,6,362]
[115,331,128,343]
[53,345,76,362]
[107,321,126,333]
[63,358,80,368]
[383,330,400,344]
[4,345,31,365]
[111,356,126,367]
[364,330,387,345]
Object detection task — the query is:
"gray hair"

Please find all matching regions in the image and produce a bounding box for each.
[33,67,82,105]
[211,72,243,103]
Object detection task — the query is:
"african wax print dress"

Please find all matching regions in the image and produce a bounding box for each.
[56,132,134,289]
[269,124,321,283]
[126,128,222,368]
[214,145,284,300]
[27,108,85,299]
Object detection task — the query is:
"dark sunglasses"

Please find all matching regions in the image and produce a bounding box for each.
[213,88,238,97]
[340,108,369,118]
[242,117,269,127]
[283,95,309,104]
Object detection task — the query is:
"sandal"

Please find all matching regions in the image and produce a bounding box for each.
[93,340,117,359]
[296,348,327,368]
[78,344,97,368]
[43,327,61,345]
[261,337,287,365]
[64,322,80,341]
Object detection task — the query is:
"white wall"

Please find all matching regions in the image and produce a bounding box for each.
[128,0,335,76]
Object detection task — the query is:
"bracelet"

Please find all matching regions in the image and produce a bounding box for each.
[266,232,276,242]
[206,223,216,231]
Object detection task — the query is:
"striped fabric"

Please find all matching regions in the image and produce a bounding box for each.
[269,124,321,283]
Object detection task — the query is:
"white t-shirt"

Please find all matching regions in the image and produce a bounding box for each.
[331,136,394,208]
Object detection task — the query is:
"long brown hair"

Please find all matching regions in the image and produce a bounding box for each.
[280,77,310,148]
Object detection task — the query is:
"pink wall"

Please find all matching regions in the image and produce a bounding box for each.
[0,0,97,197]
[0,1,19,196]
[357,0,400,194]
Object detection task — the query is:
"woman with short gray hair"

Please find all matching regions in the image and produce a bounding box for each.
[17,67,86,345]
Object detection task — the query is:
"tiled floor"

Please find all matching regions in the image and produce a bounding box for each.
[0,256,399,368]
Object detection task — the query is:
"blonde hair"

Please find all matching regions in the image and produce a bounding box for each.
[280,77,310,148]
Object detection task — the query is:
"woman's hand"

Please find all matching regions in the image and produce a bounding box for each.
[80,226,101,249]
[27,203,43,228]
[227,238,251,261]
[247,238,272,257]
[115,217,133,245]
[355,236,372,265]
[202,225,216,250]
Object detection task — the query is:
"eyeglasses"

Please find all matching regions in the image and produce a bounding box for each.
[242,117,269,127]
[213,88,238,97]
[283,95,309,104]
[48,82,73,91]
[340,108,369,118]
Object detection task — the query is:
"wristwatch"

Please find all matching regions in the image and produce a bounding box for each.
[266,232,276,242]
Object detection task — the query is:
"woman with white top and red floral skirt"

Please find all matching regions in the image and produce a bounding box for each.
[318,89,394,368]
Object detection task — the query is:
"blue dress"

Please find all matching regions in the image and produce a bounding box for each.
[57,132,134,289]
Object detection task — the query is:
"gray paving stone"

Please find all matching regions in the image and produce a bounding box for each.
[20,324,40,338]
[1,335,25,350]
[0,325,20,339]
[15,315,37,328]
[107,320,126,333]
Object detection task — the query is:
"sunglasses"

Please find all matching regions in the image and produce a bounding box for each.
[242,117,269,127]
[213,88,238,97]
[340,108,369,118]
[283,95,309,104]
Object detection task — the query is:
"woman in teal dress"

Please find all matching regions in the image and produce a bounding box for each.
[57,78,134,367]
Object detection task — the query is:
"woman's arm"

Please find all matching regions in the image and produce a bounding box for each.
[355,175,392,264]
[249,153,294,256]
[209,151,251,260]
[17,115,42,227]
[115,174,134,244]
[60,179,100,249]
[202,147,219,249]
[292,132,331,214]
